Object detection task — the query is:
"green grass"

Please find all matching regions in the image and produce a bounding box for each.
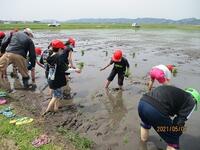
[0,116,62,150]
[141,24,200,30]
[0,23,199,30]
[0,23,130,30]
[58,127,94,150]
[0,104,63,150]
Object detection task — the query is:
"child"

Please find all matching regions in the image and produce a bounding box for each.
[148,64,175,91]
[27,47,44,85]
[60,37,77,80]
[64,37,76,69]
[0,31,5,51]
[100,49,130,89]
[42,39,67,115]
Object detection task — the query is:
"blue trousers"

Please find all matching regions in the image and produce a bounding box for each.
[138,100,182,149]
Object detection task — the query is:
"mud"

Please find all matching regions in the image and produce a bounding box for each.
[1,29,200,150]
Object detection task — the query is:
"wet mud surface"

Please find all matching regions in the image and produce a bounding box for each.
[1,29,200,150]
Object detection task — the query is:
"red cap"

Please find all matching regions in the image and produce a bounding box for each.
[112,50,123,62]
[0,31,5,38]
[68,37,75,47]
[166,64,175,72]
[35,47,42,56]
[51,39,65,49]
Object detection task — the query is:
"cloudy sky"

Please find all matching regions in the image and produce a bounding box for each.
[0,0,199,21]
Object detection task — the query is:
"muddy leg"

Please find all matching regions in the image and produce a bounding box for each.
[54,99,61,112]
[47,88,52,96]
[43,97,56,115]
[166,146,176,150]
[139,140,147,150]
[105,80,111,88]
[141,127,149,142]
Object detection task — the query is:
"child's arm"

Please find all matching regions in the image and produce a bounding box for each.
[148,78,154,92]
[36,61,45,69]
[100,64,111,71]
[68,51,76,69]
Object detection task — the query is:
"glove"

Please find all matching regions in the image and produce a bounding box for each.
[125,69,130,78]
[173,117,185,126]
[173,117,186,135]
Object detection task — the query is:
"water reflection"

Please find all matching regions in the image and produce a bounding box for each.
[104,89,128,128]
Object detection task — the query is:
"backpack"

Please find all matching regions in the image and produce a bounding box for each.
[48,64,57,81]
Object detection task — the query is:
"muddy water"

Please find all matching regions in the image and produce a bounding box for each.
[3,29,200,150]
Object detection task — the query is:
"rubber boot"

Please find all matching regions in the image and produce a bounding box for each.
[22,77,30,89]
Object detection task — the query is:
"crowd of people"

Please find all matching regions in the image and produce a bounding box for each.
[0,28,199,150]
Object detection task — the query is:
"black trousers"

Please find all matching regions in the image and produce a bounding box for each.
[107,69,125,86]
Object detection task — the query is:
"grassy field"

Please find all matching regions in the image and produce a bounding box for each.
[0,104,93,150]
[0,90,93,150]
[0,109,62,150]
[0,23,200,30]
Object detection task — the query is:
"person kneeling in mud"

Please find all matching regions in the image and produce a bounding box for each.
[138,85,200,150]
[100,49,130,89]
[148,64,176,92]
[42,40,68,115]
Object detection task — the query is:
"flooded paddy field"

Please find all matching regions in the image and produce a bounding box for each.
[2,29,200,150]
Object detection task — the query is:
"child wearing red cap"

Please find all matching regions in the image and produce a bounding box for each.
[148,64,175,91]
[42,40,67,115]
[0,31,5,54]
[100,50,130,89]
[28,47,44,85]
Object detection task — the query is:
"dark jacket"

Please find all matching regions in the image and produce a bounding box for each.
[110,57,129,72]
[60,45,73,64]
[141,85,196,125]
[1,31,36,67]
[47,52,67,89]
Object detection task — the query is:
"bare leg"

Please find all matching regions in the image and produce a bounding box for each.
[43,97,56,115]
[166,146,176,150]
[47,88,52,96]
[141,127,149,142]
[105,80,111,88]
[54,99,61,112]
[139,140,148,150]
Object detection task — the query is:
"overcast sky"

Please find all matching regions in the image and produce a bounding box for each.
[0,0,199,21]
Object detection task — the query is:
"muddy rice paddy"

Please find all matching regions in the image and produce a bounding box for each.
[2,29,200,150]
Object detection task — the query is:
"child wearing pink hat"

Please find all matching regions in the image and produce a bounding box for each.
[148,64,175,91]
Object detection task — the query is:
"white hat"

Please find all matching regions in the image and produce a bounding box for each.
[24,28,33,38]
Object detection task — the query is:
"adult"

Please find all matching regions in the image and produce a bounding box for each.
[138,85,200,150]
[0,28,36,88]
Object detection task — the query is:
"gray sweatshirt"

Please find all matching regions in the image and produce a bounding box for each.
[1,31,36,67]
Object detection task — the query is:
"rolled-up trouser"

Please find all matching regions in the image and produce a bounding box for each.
[0,52,29,78]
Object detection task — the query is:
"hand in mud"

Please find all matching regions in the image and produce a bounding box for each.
[125,72,130,78]
[75,68,81,73]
